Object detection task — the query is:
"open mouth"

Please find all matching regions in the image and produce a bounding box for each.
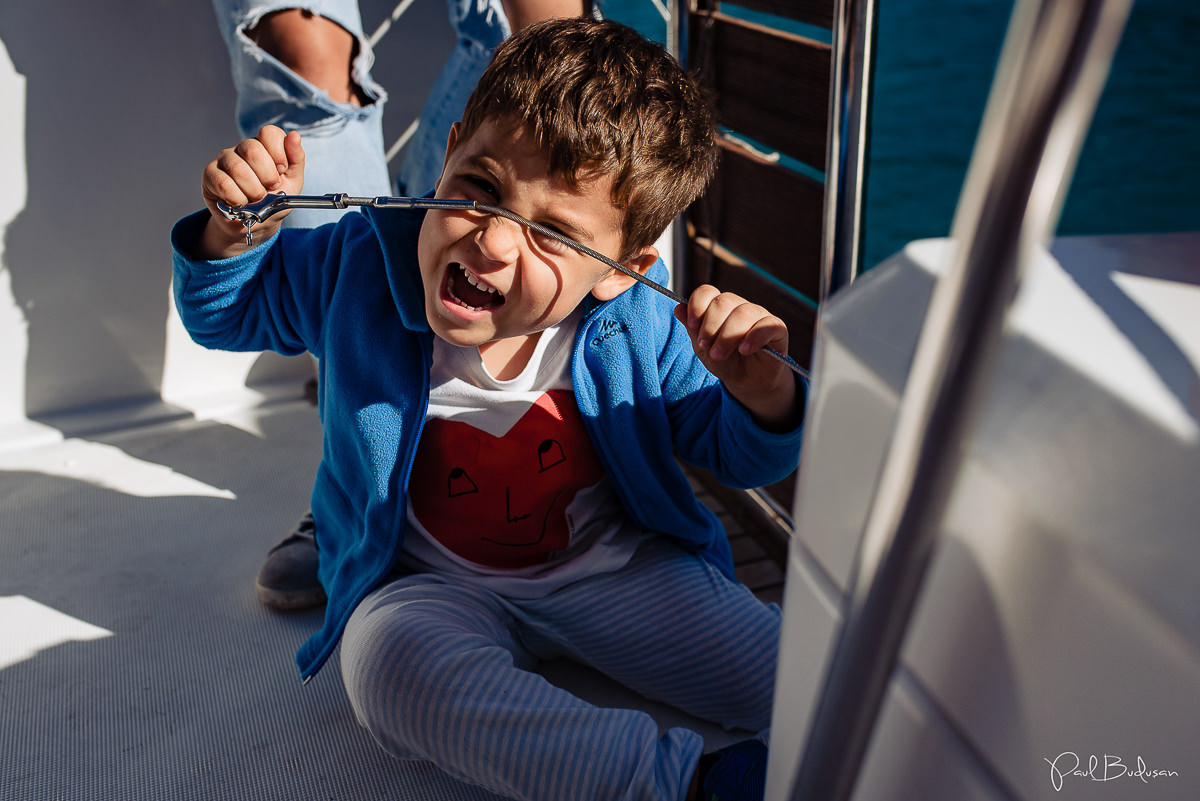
[445,262,505,312]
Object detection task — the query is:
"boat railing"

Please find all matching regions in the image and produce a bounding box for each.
[821,0,875,301]
[779,0,1135,798]
[673,0,875,539]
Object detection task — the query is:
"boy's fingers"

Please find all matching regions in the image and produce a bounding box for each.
[709,303,760,360]
[231,138,285,193]
[254,126,305,189]
[282,130,306,182]
[693,292,748,355]
[735,314,789,356]
[255,125,291,177]
[202,164,250,209]
[680,284,733,354]
[733,306,789,354]
[683,284,721,330]
[682,286,788,362]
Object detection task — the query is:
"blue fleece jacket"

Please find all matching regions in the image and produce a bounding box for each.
[171,207,804,681]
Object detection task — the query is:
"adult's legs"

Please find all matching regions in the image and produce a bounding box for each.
[396,0,586,196]
[246,8,367,106]
[395,0,509,196]
[209,0,391,228]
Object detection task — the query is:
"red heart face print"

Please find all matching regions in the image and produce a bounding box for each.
[408,390,605,569]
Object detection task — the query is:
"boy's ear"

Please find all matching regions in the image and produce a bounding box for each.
[590,246,660,302]
[433,122,462,192]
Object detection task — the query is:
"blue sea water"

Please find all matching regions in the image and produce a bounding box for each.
[604,0,1199,272]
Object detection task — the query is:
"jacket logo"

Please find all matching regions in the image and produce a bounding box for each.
[591,318,628,347]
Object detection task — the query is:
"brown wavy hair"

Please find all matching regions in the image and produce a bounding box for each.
[456,17,719,261]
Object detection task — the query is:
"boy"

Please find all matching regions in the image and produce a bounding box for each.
[173,18,804,801]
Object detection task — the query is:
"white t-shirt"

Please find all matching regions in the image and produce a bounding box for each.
[399,308,643,598]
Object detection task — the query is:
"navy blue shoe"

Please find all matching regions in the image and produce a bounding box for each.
[254,512,326,611]
[697,739,767,801]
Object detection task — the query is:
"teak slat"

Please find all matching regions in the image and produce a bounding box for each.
[691,0,832,28]
[724,0,833,29]
[688,10,831,170]
[689,140,824,301]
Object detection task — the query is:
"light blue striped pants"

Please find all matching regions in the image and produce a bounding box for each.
[341,538,780,801]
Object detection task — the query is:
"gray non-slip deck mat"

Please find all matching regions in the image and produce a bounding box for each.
[1,404,506,800]
[1,402,738,800]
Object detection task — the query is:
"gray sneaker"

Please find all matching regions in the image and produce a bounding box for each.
[254,512,326,610]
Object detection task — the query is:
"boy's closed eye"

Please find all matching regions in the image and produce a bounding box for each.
[530,224,575,257]
[528,213,597,258]
[461,173,501,202]
[459,173,578,258]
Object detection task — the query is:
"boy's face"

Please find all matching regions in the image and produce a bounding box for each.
[417,120,657,349]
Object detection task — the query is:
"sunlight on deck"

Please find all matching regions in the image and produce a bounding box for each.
[0,595,113,671]
[0,437,237,499]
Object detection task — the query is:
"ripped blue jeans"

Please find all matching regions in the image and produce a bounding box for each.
[210,0,510,226]
[396,0,510,197]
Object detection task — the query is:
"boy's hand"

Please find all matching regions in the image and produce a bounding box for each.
[675,285,801,432]
[196,125,306,260]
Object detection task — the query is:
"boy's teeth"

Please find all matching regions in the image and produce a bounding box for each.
[462,266,501,296]
[449,263,504,311]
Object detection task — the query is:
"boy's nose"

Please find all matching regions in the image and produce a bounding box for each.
[474,214,522,265]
